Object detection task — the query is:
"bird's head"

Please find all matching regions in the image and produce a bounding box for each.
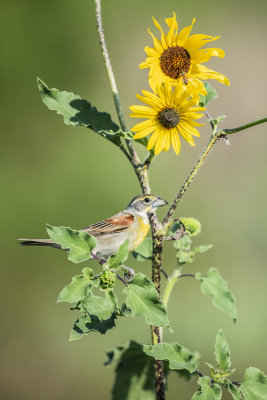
[126,194,168,215]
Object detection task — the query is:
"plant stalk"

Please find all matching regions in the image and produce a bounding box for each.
[151,232,165,400]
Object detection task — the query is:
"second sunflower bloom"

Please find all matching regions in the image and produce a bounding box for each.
[130,83,205,155]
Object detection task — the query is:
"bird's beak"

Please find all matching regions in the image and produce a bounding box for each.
[153,197,168,208]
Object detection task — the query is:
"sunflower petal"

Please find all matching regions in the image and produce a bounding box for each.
[133,125,155,138]
[193,64,230,85]
[131,119,155,132]
[177,18,196,46]
[147,28,164,53]
[152,17,167,49]
[147,129,161,150]
[185,34,220,51]
[171,130,181,154]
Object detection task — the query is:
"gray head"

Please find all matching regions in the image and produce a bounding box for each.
[126,194,168,214]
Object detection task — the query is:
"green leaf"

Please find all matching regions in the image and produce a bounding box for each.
[215,329,231,372]
[106,341,155,400]
[46,225,97,263]
[143,343,197,373]
[132,238,152,262]
[173,351,201,381]
[58,267,95,303]
[70,313,116,340]
[179,217,201,236]
[82,292,115,320]
[241,367,267,400]
[196,268,237,322]
[223,380,243,400]
[192,376,222,400]
[173,234,192,251]
[107,239,129,270]
[174,235,212,264]
[122,273,169,327]
[37,78,119,134]
[199,81,218,107]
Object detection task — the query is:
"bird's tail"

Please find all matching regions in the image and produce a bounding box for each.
[18,238,62,249]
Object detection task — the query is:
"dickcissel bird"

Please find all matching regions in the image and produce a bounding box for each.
[19,194,168,259]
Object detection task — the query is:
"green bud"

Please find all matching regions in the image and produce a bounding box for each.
[99,269,116,290]
[179,217,201,236]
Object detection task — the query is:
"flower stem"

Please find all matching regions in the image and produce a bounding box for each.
[94,0,140,165]
[162,269,180,307]
[163,116,267,226]
[222,117,267,135]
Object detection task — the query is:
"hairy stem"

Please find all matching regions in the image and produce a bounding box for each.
[94,0,140,165]
[163,117,267,226]
[151,232,165,400]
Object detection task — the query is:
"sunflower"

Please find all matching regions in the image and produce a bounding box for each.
[140,13,230,98]
[129,82,205,155]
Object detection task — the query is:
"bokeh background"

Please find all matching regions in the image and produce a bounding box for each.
[1,0,267,398]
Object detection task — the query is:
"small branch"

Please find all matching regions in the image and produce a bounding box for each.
[221,117,267,136]
[205,110,215,131]
[196,369,241,387]
[179,273,195,278]
[116,273,128,287]
[94,0,140,165]
[163,116,267,226]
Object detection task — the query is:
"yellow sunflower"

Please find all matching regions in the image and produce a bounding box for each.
[130,82,205,155]
[140,13,230,98]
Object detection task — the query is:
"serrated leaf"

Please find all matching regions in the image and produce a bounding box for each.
[123,273,169,327]
[58,267,94,303]
[37,78,119,134]
[192,376,222,400]
[199,81,218,107]
[223,380,243,400]
[46,225,97,263]
[107,239,129,270]
[196,268,237,322]
[106,341,155,400]
[70,313,116,340]
[143,343,197,373]
[240,367,267,400]
[215,329,231,372]
[132,238,152,262]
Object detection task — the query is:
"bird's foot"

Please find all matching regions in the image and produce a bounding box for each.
[121,265,135,282]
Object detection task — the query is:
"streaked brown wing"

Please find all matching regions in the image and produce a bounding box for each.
[83,212,134,235]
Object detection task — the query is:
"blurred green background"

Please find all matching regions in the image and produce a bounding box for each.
[1,0,267,398]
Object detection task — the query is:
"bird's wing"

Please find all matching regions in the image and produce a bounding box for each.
[83,212,134,235]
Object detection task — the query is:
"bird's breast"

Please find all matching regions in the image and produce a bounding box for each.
[128,215,150,251]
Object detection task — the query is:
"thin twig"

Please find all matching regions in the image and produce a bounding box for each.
[205,110,215,131]
[116,273,128,287]
[179,273,195,278]
[94,0,140,166]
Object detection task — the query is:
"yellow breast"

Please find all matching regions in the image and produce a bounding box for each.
[128,215,150,251]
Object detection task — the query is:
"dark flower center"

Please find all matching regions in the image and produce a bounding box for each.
[158,107,180,129]
[160,46,191,80]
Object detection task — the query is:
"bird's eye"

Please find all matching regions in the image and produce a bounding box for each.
[144,197,150,203]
